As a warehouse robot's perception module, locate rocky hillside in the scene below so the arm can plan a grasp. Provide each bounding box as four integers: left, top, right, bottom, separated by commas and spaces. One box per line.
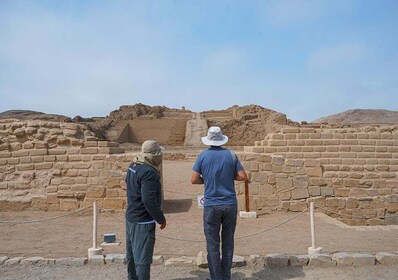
0, 110, 72, 122
206, 105, 297, 146
0, 104, 297, 146
314, 109, 398, 124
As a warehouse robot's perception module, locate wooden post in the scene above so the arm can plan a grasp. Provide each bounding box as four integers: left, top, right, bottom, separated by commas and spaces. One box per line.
244, 180, 250, 212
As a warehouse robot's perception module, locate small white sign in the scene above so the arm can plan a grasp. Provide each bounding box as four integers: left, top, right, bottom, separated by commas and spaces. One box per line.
197, 195, 204, 208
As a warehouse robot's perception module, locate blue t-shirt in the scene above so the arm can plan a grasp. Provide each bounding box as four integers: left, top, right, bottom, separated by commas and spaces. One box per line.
192, 147, 244, 206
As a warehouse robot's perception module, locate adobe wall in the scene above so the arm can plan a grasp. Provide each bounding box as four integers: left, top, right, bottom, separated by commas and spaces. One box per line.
201, 111, 233, 119
240, 125, 398, 225
0, 119, 128, 211
117, 119, 188, 145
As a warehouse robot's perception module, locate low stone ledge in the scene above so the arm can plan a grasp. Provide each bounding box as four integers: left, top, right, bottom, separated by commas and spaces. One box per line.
352, 253, 375, 266
1, 252, 397, 268
0, 256, 9, 265
196, 251, 208, 268
332, 253, 354, 266
248, 255, 266, 267
376, 252, 398, 265
4, 257, 24, 265
88, 255, 105, 265
105, 253, 125, 264
289, 255, 309, 266
232, 255, 246, 267
56, 257, 87, 266
20, 257, 45, 265
152, 255, 164, 265
308, 254, 336, 267
265, 253, 289, 267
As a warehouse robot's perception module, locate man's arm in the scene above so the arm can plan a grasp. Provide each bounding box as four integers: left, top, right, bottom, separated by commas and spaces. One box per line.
191, 171, 204, 184
141, 171, 166, 229
235, 169, 249, 181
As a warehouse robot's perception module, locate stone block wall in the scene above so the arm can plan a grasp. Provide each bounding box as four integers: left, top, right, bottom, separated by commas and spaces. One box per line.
0, 119, 129, 211
120, 119, 188, 145
240, 125, 398, 225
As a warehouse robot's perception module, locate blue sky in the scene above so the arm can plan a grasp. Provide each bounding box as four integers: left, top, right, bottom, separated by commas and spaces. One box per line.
1, 0, 397, 122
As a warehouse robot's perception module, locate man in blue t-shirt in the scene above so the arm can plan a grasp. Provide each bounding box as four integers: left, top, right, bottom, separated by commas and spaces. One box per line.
191, 126, 248, 280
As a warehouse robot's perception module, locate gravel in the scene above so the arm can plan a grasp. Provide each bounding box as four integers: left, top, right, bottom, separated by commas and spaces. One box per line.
1, 264, 398, 280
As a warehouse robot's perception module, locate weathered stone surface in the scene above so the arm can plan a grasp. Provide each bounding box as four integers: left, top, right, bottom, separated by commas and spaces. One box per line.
332, 253, 354, 266
289, 201, 307, 212
321, 187, 334, 196
351, 253, 375, 266
291, 188, 309, 199
293, 176, 309, 189
20, 257, 45, 265
4, 257, 24, 265
308, 186, 321, 196
105, 253, 125, 264
305, 167, 323, 177
152, 255, 164, 265
272, 156, 285, 165
56, 257, 88, 266
376, 252, 398, 265
86, 187, 106, 198
0, 256, 9, 265
276, 177, 292, 191
165, 256, 195, 267
308, 254, 336, 267
248, 255, 266, 267
88, 255, 105, 265
289, 255, 309, 266
266, 253, 289, 267
196, 251, 208, 268
232, 255, 246, 267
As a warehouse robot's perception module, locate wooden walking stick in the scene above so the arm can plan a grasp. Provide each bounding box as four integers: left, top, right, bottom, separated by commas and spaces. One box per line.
244, 180, 250, 212
239, 180, 257, 218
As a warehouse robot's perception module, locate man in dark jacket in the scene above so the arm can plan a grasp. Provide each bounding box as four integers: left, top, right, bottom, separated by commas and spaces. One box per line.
125, 140, 166, 280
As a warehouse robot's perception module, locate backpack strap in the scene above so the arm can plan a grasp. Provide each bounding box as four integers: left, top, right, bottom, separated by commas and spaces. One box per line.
229, 149, 237, 166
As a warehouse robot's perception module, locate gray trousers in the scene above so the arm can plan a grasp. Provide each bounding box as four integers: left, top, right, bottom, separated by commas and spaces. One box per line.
126, 221, 156, 280
203, 204, 237, 280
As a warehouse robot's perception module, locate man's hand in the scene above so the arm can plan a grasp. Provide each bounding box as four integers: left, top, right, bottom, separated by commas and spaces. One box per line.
191, 171, 204, 184
159, 220, 166, 230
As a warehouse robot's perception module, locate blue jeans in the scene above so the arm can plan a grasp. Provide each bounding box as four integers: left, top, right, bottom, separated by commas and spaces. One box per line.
126, 221, 156, 280
203, 204, 237, 280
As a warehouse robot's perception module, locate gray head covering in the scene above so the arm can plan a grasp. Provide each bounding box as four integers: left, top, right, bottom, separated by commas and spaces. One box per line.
135, 140, 163, 173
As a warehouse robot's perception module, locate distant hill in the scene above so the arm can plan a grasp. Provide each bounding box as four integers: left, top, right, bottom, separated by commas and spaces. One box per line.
0, 110, 72, 122
314, 109, 398, 124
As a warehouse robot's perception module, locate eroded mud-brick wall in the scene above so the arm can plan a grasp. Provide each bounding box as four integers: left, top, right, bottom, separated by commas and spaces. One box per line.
0, 119, 129, 211
239, 126, 398, 225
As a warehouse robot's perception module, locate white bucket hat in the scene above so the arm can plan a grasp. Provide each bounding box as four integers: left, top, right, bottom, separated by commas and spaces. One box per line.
201, 126, 228, 146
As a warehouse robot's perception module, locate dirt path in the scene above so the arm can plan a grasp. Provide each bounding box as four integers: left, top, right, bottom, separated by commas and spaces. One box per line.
184, 113, 208, 147
0, 160, 397, 259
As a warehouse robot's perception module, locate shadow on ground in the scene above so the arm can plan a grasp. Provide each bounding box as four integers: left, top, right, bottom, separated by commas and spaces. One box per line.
163, 199, 192, 214
172, 266, 305, 280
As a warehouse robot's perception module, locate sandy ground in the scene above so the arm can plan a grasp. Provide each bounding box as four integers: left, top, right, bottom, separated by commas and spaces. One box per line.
1, 263, 398, 280
0, 160, 397, 260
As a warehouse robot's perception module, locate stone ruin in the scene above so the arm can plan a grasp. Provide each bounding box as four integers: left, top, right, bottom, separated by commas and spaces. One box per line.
88, 103, 292, 147
0, 108, 397, 226
240, 125, 398, 225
